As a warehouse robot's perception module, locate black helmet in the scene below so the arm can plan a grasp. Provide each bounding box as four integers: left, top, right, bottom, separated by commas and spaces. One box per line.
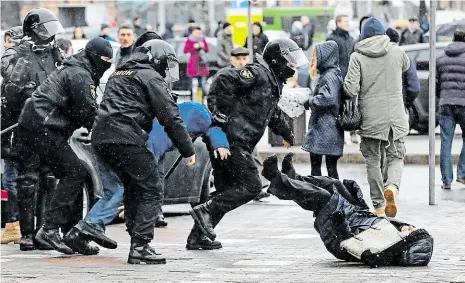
23, 8, 64, 44
142, 39, 180, 83
263, 37, 308, 81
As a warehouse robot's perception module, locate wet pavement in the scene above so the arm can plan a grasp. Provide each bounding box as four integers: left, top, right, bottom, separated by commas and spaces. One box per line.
1, 164, 465, 283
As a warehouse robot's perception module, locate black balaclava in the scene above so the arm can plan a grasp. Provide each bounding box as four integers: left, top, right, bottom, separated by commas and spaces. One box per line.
270, 58, 295, 83
85, 37, 113, 80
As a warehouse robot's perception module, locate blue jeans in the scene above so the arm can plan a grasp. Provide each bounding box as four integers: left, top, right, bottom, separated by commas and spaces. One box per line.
78, 156, 165, 231
439, 105, 465, 185
2, 159, 18, 195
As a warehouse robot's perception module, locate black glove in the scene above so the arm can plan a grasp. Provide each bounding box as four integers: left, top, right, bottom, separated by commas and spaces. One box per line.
213, 112, 228, 127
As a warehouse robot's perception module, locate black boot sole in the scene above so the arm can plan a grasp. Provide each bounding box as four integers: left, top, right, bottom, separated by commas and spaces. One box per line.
63, 237, 99, 256
20, 244, 35, 251
35, 231, 75, 255
127, 257, 167, 264
189, 209, 216, 241
155, 221, 168, 228
80, 229, 117, 250
185, 243, 222, 250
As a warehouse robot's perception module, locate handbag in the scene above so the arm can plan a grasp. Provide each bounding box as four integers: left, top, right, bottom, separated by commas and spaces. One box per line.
337, 96, 361, 131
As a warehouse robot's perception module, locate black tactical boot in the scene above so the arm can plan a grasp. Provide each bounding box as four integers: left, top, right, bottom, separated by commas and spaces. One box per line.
189, 204, 216, 241
261, 154, 279, 181
35, 227, 74, 255
18, 184, 36, 251
78, 221, 117, 249
155, 215, 168, 228
281, 152, 297, 179
20, 234, 35, 251
186, 225, 222, 250
64, 227, 99, 255
128, 239, 166, 265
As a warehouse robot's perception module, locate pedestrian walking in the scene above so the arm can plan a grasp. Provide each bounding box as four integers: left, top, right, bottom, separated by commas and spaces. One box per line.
184, 27, 210, 95
72, 26, 86, 40
243, 22, 269, 55
436, 30, 465, 189
92, 39, 195, 264
99, 24, 115, 42
192, 38, 305, 246
114, 23, 135, 67
344, 17, 410, 217
133, 16, 144, 37
400, 18, 425, 46
290, 21, 307, 49
326, 14, 354, 79
302, 41, 344, 179
301, 16, 314, 51
217, 22, 234, 68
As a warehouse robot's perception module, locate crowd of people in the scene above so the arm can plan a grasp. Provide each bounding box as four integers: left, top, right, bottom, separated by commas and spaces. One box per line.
3, 6, 465, 268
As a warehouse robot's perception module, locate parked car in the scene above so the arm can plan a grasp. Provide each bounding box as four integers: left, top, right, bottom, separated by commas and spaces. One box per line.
402, 42, 450, 134
166, 37, 220, 96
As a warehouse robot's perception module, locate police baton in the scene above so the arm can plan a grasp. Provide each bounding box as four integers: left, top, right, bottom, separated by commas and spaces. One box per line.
164, 137, 197, 179
0, 123, 18, 135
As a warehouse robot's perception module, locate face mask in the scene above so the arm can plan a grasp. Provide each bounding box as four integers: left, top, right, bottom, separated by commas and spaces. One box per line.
279, 65, 296, 81
86, 51, 112, 80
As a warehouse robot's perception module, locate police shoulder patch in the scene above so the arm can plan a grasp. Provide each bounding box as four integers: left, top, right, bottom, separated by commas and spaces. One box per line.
239, 69, 254, 79
110, 69, 135, 78
90, 85, 97, 99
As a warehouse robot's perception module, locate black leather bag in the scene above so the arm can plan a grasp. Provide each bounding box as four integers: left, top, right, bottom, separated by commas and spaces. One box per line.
337, 97, 361, 132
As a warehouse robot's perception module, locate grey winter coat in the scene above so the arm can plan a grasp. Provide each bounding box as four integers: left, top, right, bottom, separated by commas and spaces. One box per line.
217, 32, 234, 68
344, 35, 410, 141
436, 41, 465, 107
302, 41, 344, 157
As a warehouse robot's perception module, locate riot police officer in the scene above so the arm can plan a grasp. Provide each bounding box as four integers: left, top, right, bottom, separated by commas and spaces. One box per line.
91, 39, 195, 264
16, 37, 114, 255
190, 38, 308, 246
2, 8, 65, 251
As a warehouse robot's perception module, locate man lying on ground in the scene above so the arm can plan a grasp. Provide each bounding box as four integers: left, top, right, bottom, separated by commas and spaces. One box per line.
261, 153, 434, 267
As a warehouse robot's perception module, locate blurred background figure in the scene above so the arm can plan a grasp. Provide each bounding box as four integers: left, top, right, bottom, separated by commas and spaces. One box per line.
400, 18, 425, 45
163, 22, 175, 40
145, 24, 153, 32
182, 19, 197, 37
214, 20, 224, 38
217, 22, 234, 68
133, 16, 144, 37
230, 47, 249, 68
114, 23, 135, 67
184, 27, 209, 96
301, 16, 314, 51
72, 26, 86, 40
244, 22, 268, 55
99, 23, 115, 42
290, 21, 307, 49
326, 14, 354, 79
56, 38, 73, 58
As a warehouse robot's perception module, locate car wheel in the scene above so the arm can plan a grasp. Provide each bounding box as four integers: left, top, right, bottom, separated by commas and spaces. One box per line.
191, 161, 214, 208
82, 177, 97, 218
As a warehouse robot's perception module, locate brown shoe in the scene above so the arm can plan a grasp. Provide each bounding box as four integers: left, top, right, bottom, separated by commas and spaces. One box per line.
0, 221, 21, 244
373, 207, 386, 217
384, 186, 398, 217
457, 178, 465, 185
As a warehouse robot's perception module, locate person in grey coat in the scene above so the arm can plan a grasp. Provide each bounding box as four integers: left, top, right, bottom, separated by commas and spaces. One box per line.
217, 22, 234, 68
344, 17, 410, 218
302, 41, 344, 179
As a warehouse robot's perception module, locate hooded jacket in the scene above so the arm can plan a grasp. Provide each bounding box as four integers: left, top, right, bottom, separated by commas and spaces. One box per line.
344, 35, 410, 141
326, 27, 354, 78
207, 55, 293, 152
18, 51, 98, 137
302, 41, 344, 157
92, 51, 195, 158
147, 102, 229, 160
436, 41, 465, 107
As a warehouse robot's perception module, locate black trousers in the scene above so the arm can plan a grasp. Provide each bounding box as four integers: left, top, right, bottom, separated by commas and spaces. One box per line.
207, 146, 263, 219
15, 127, 88, 230
310, 153, 340, 179
94, 143, 163, 242
268, 172, 356, 214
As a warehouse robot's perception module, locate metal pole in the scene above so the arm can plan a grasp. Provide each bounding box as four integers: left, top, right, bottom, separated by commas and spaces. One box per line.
428, 0, 437, 206
247, 0, 253, 63
0, 123, 18, 135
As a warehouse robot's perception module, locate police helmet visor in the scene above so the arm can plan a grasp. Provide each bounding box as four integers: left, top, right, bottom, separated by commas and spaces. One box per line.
33, 21, 64, 40
280, 44, 309, 68
165, 55, 180, 83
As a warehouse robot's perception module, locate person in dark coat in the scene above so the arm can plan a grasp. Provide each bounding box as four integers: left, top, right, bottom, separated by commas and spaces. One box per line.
214, 21, 223, 38
16, 37, 113, 255
400, 18, 425, 46
326, 15, 354, 79
192, 38, 305, 246
92, 39, 195, 264
114, 24, 135, 67
162, 22, 175, 40
302, 41, 344, 179
261, 154, 434, 268
217, 22, 234, 68
436, 30, 465, 189
243, 22, 269, 55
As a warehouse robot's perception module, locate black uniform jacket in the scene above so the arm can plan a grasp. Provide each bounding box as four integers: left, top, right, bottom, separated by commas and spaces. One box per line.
207, 55, 293, 152
18, 51, 98, 138
92, 51, 195, 158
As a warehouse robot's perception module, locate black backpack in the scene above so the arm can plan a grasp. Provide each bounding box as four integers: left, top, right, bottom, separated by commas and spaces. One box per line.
337, 96, 361, 131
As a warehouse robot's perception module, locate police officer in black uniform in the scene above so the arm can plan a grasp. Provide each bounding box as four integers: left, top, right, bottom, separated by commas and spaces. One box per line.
92, 39, 195, 264
190, 38, 308, 246
2, 8, 65, 251
16, 37, 114, 255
